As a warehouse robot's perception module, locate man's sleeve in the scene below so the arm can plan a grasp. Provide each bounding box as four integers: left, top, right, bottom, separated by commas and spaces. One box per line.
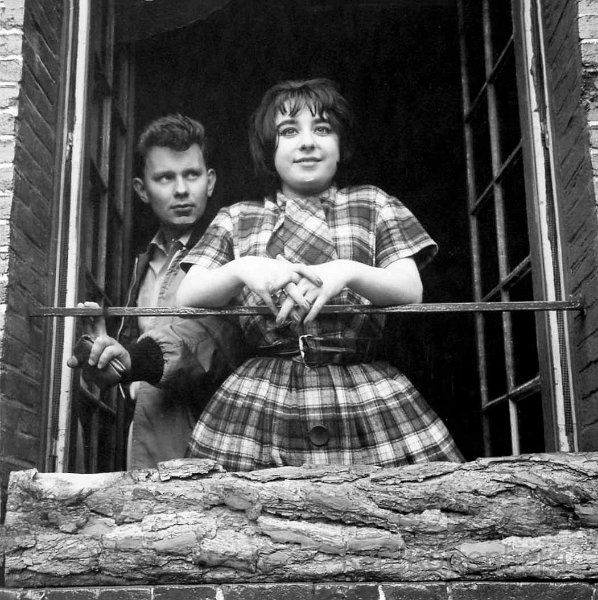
127, 316, 246, 391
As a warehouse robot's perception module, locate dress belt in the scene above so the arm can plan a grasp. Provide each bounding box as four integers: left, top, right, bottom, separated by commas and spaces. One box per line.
255, 335, 377, 367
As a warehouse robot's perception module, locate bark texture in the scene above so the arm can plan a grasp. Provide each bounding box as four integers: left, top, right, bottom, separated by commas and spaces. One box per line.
3, 453, 598, 587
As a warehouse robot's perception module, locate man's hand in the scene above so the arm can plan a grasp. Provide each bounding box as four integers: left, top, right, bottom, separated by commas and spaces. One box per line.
67, 301, 131, 388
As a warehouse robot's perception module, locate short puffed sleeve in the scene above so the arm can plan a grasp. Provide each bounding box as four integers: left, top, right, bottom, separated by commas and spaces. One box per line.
181, 207, 235, 272
375, 194, 438, 270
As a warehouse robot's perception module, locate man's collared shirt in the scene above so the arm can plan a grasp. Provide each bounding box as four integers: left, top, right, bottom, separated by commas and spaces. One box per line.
136, 229, 191, 334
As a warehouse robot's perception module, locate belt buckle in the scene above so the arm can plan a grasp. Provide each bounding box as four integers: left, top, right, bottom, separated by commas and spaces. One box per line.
298, 334, 317, 367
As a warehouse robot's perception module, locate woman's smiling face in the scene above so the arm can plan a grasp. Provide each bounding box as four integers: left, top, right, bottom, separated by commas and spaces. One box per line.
274, 104, 340, 199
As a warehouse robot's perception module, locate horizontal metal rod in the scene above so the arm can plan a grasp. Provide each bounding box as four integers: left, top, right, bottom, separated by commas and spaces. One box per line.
29, 300, 584, 318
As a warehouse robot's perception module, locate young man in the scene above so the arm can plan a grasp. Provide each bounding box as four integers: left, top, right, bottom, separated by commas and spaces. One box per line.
69, 114, 242, 469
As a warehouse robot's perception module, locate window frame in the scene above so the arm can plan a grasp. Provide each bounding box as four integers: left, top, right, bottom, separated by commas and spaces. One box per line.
44, 0, 135, 473
457, 0, 578, 455
42, 0, 581, 472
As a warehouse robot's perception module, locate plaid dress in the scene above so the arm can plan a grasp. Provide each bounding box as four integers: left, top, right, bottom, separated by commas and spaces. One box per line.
183, 185, 463, 471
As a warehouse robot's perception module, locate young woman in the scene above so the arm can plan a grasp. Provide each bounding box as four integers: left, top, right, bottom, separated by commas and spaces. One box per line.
177, 78, 463, 471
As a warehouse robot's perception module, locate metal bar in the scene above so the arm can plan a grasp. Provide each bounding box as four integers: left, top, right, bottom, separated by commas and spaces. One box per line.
482, 375, 541, 412
29, 300, 584, 318
457, 0, 492, 456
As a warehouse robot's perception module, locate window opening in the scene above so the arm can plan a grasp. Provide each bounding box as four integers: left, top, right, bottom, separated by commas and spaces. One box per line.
47, 0, 134, 472
457, 0, 577, 455
69, 0, 134, 473
39, 0, 582, 471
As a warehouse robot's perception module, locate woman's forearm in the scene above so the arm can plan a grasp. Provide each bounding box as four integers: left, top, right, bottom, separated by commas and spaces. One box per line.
344, 259, 423, 305
176, 263, 245, 307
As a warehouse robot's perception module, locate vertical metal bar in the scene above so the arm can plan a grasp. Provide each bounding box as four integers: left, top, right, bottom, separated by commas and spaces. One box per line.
97, 0, 115, 291
457, 0, 491, 456
482, 0, 520, 455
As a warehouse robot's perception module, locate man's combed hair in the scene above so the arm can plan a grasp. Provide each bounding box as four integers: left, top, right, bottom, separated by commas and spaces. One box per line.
136, 113, 212, 174
249, 78, 356, 194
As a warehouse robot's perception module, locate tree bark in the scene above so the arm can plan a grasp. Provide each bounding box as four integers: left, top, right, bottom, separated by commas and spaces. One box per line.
3, 452, 598, 587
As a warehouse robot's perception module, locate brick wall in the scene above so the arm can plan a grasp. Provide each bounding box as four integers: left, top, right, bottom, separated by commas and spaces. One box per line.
1, 582, 598, 600
540, 0, 598, 449
0, 0, 63, 492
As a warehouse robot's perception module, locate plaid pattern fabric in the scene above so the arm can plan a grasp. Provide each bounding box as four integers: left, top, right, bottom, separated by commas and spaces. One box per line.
184, 185, 462, 470
188, 358, 462, 470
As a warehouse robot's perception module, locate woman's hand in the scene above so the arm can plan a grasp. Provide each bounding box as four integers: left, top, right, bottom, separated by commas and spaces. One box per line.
177, 257, 322, 315
275, 256, 424, 324
238, 256, 322, 316
276, 259, 353, 325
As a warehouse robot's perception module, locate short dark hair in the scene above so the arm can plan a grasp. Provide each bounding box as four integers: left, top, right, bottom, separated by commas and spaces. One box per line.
135, 114, 212, 175
248, 78, 355, 194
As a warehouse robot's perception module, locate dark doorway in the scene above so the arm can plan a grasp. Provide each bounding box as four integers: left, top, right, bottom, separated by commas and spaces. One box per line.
132, 0, 481, 458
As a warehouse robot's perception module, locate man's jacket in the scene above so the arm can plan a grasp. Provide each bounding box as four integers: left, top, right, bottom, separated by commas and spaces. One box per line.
118, 223, 244, 469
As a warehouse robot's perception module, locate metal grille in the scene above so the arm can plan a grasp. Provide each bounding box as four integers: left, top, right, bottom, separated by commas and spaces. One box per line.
457, 0, 577, 455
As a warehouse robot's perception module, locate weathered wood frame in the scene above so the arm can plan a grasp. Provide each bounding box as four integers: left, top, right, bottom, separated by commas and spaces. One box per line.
3, 453, 598, 587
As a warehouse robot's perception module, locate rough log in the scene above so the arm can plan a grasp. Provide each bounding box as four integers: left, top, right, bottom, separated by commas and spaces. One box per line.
3, 452, 598, 587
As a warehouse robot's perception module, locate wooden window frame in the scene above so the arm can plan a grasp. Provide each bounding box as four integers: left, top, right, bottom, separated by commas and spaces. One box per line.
43, 0, 135, 473
457, 0, 578, 456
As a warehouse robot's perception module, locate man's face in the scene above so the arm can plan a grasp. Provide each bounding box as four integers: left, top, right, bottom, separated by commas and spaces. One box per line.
133, 144, 216, 236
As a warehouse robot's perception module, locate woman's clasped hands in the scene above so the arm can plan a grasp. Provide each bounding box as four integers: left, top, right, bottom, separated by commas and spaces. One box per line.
253, 255, 353, 326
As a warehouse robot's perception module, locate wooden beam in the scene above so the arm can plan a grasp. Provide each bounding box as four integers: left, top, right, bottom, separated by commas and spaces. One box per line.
3, 453, 598, 587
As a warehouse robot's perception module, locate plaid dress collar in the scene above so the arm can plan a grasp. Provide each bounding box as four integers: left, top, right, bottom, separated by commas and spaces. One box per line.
266, 186, 338, 264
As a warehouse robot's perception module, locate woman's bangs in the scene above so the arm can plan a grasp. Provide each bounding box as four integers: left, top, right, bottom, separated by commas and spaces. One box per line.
276, 89, 333, 120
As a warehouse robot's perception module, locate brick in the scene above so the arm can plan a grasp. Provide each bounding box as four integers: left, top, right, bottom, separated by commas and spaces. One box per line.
0, 86, 19, 111
23, 23, 59, 80
98, 588, 151, 600
20, 35, 56, 102
543, 0, 574, 34
0, 427, 39, 464
12, 199, 50, 250
313, 583, 379, 600
581, 15, 598, 39
0, 164, 15, 193
0, 0, 25, 29
0, 591, 23, 600
0, 221, 10, 247
6, 308, 44, 347
6, 254, 47, 304
20, 65, 55, 120
451, 582, 595, 600
0, 32, 23, 56
0, 58, 23, 83
42, 590, 98, 600
0, 110, 17, 137
20, 91, 56, 149
14, 171, 51, 223
1, 336, 41, 378
580, 0, 598, 15
0, 138, 15, 164
580, 420, 598, 449
224, 583, 314, 600
154, 585, 219, 600
1, 402, 39, 440
26, 0, 61, 50
0, 365, 42, 409
382, 583, 449, 600
15, 117, 53, 179
14, 145, 53, 200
